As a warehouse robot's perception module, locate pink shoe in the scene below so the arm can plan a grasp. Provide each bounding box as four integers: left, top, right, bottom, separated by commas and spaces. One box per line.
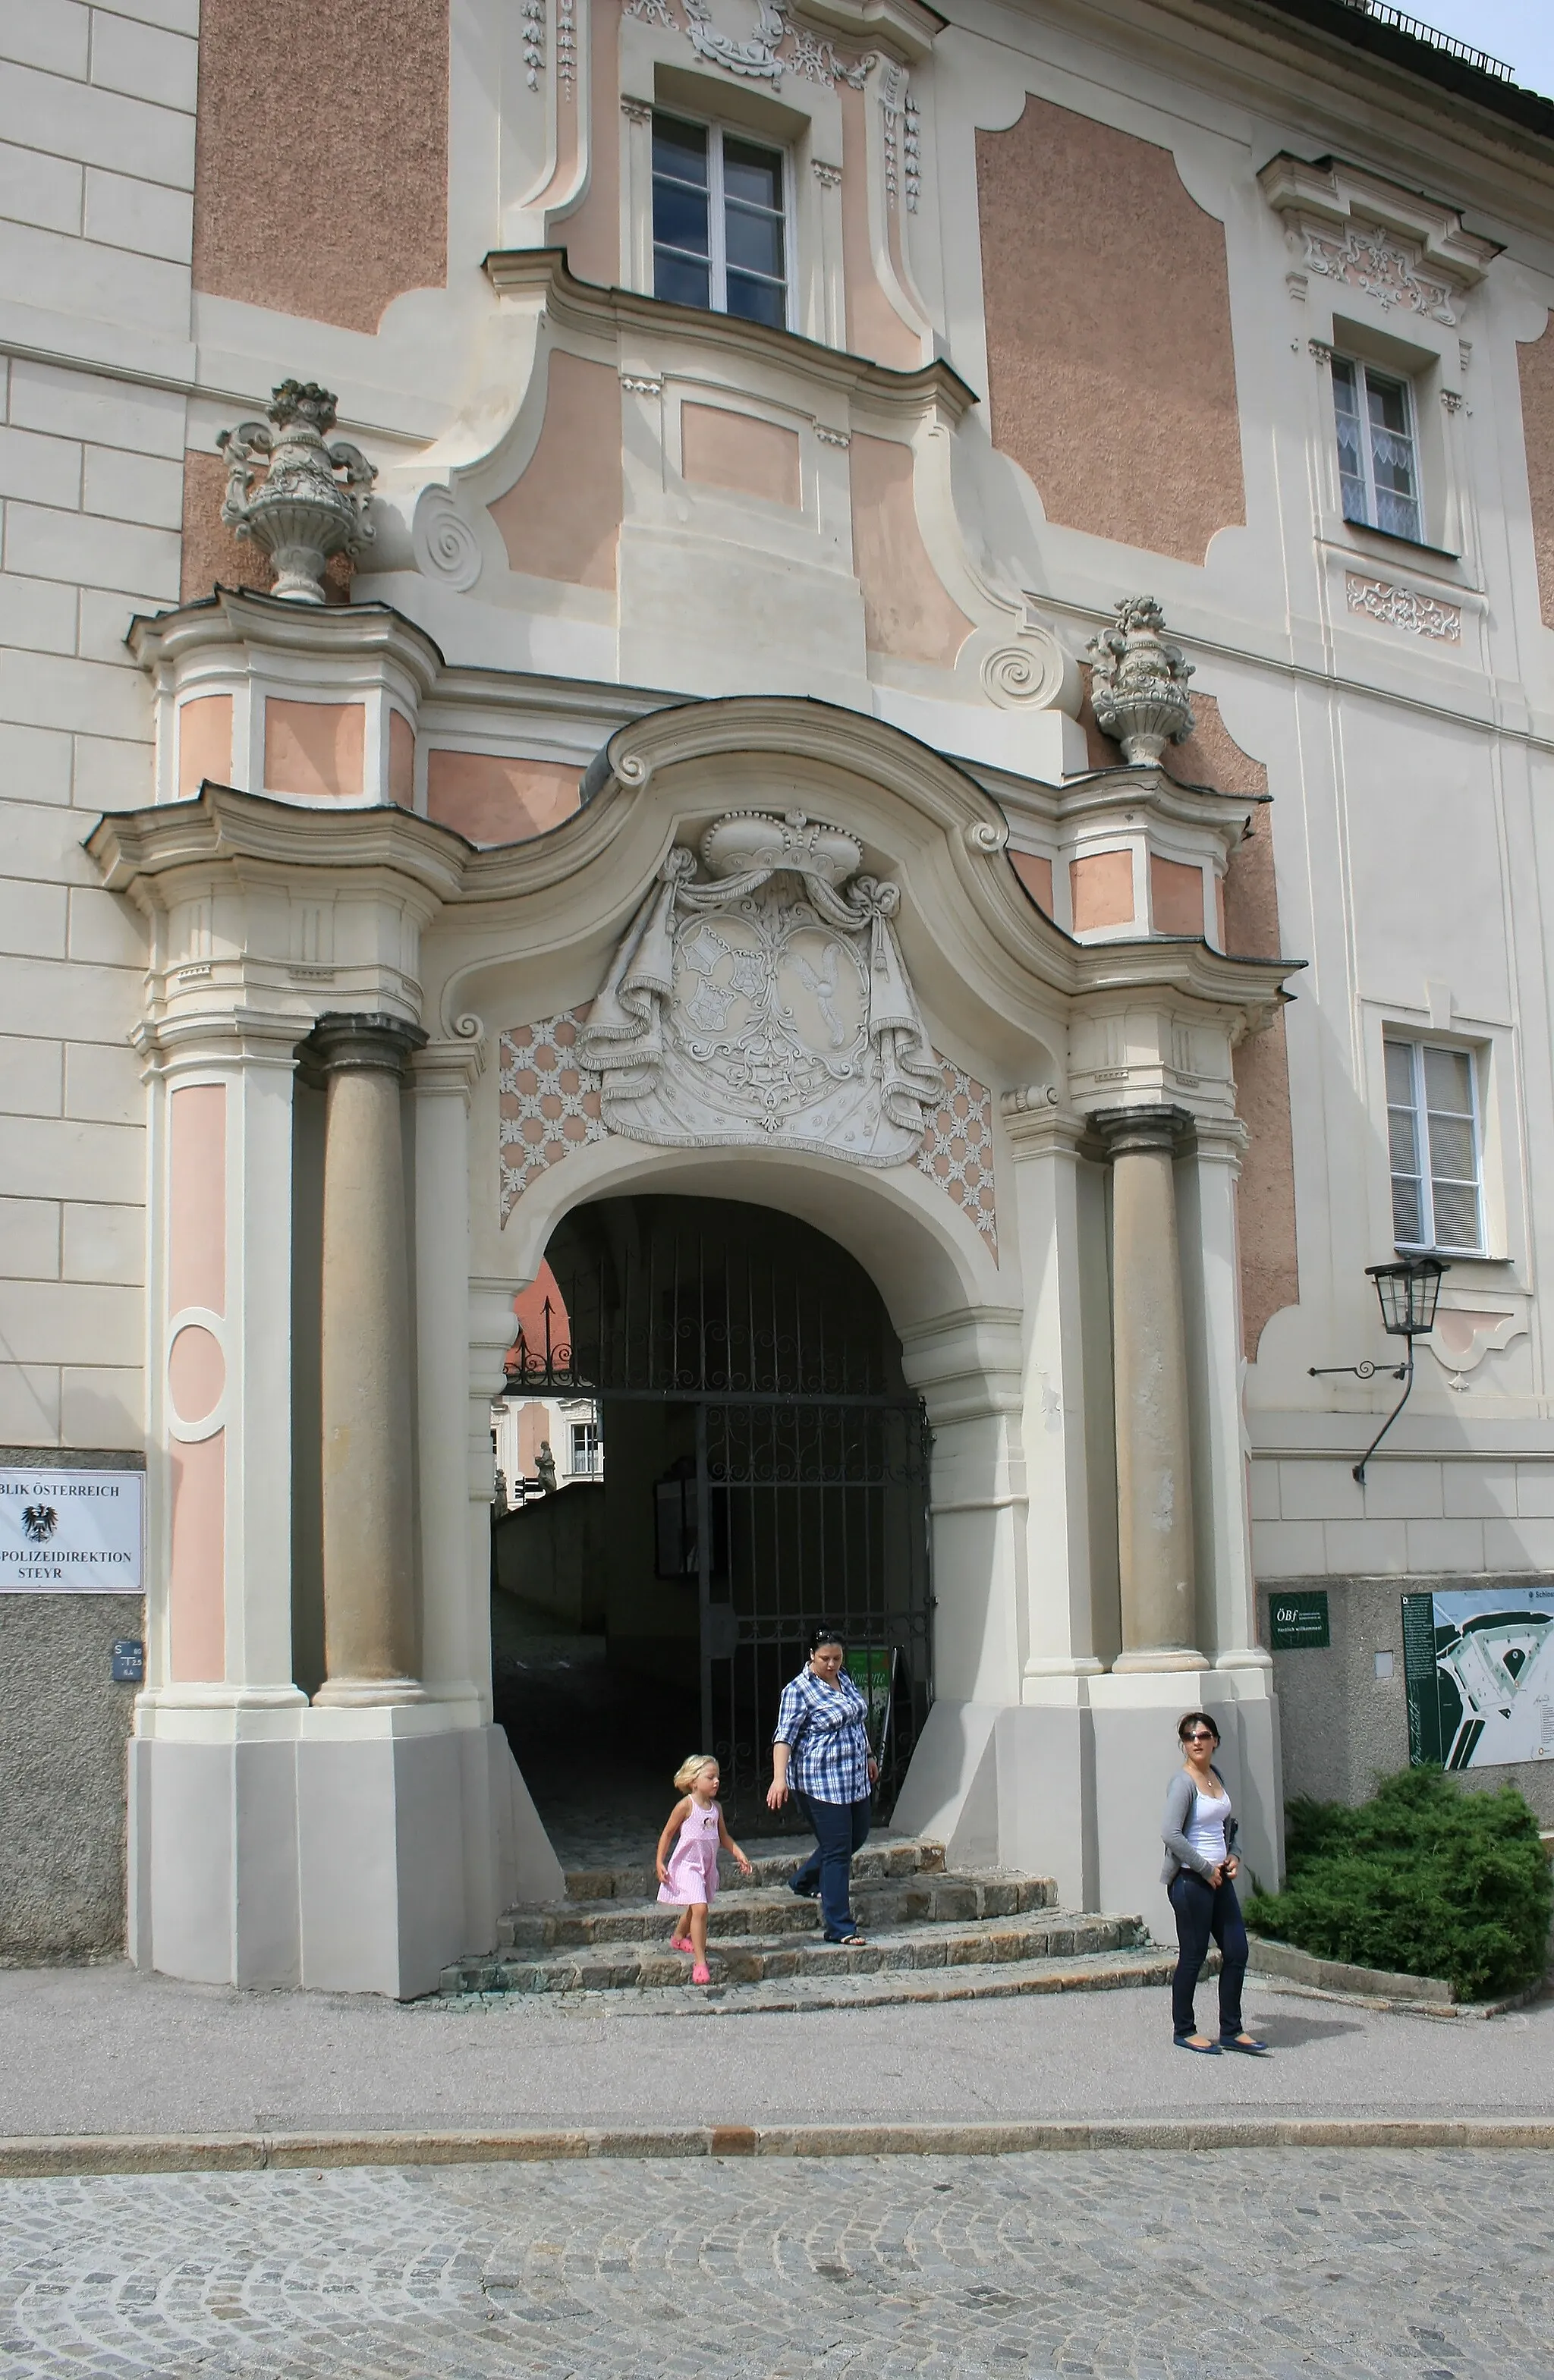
670, 1935, 693, 1954
692, 1962, 711, 1985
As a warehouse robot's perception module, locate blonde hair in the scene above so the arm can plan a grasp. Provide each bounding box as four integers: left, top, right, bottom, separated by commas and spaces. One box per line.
674, 1753, 719, 1791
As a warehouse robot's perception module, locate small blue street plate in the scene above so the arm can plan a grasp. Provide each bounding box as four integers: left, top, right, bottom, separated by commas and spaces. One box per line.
111, 1638, 144, 1683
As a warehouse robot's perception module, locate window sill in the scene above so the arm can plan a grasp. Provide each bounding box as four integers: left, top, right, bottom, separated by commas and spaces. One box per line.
1340, 517, 1460, 567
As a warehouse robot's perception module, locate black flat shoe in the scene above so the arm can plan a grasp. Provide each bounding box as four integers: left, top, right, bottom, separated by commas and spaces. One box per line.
1220, 2033, 1269, 2055
1173, 2035, 1222, 2055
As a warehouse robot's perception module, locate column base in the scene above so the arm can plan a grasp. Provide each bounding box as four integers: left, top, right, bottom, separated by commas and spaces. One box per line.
127, 1721, 563, 1994
1110, 1649, 1207, 1673
312, 1676, 428, 1708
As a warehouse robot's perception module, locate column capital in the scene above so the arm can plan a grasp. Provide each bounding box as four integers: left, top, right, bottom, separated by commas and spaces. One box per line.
310, 1012, 428, 1078
411, 1032, 486, 1101
1000, 1086, 1085, 1159
1090, 1103, 1193, 1159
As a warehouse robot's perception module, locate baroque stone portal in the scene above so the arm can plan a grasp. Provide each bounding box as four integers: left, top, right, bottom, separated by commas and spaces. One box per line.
578, 810, 942, 1164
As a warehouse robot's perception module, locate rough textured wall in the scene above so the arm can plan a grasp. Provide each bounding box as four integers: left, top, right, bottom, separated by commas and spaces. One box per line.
0, 1592, 140, 1961
1517, 319, 1554, 630
192, 0, 448, 333
1260, 1576, 1554, 1822
976, 97, 1244, 563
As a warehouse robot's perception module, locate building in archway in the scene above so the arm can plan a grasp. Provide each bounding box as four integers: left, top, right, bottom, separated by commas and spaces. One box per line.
4, 0, 1554, 1991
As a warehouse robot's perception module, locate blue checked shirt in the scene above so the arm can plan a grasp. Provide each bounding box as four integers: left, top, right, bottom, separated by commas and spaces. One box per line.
773, 1665, 873, 1804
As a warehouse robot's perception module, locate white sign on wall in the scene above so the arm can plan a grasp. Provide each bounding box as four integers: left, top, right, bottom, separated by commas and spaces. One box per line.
0, 1468, 144, 1594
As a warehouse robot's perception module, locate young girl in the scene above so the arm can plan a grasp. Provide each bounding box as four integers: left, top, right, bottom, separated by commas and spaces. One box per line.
656, 1755, 752, 1985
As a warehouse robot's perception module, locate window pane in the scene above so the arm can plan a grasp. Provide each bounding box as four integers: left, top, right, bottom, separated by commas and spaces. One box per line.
653, 179, 709, 257
1374, 486, 1422, 540
1427, 1114, 1476, 1184
1384, 1040, 1415, 1105
1423, 1045, 1473, 1115
1431, 1181, 1480, 1250
725, 200, 784, 281
654, 248, 711, 309
722, 137, 782, 209
1332, 356, 1360, 410
653, 115, 708, 184
1366, 372, 1411, 437
725, 270, 785, 329
1388, 1105, 1420, 1177
1391, 1172, 1424, 1246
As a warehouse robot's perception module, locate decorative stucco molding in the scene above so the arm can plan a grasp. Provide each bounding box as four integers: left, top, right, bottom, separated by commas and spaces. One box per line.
521, 0, 545, 88
916, 1061, 996, 1251
1258, 154, 1502, 330
659, 0, 876, 90
499, 1001, 996, 1248
499, 1013, 607, 1218
577, 809, 942, 1164
1345, 574, 1462, 643
411, 485, 483, 590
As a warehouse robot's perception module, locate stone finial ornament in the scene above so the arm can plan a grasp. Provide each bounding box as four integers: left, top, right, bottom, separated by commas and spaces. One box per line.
216, 381, 376, 603
1085, 596, 1196, 766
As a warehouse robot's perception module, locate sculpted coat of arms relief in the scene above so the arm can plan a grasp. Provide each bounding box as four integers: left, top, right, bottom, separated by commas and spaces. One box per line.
577, 810, 944, 1165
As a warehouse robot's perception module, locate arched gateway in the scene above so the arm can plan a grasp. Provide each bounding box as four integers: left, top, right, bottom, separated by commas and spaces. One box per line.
94, 681, 1295, 1996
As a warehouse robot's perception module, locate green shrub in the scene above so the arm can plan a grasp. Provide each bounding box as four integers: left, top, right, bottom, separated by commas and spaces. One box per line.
1244, 1765, 1551, 2001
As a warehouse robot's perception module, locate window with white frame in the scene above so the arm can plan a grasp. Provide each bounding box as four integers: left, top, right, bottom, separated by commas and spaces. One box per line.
569, 1419, 601, 1476
1385, 1038, 1483, 1255
1332, 356, 1423, 542
651, 112, 790, 331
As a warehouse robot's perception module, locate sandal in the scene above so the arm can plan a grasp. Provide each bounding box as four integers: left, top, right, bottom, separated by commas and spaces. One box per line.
669, 1935, 693, 1954
826, 1932, 867, 1946
691, 1962, 711, 1985
1173, 2035, 1222, 2055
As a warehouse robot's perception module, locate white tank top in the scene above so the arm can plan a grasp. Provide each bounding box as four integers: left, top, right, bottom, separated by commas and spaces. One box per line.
1185, 1784, 1231, 1869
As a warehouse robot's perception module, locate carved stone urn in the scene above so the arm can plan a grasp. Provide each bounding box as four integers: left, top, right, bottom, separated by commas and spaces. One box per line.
1085, 595, 1195, 765
217, 381, 376, 603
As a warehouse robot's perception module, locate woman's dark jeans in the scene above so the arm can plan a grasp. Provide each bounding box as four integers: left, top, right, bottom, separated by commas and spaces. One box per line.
1168, 1869, 1248, 2038
791, 1791, 872, 1939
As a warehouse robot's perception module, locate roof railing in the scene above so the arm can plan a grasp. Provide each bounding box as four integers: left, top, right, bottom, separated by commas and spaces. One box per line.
1329, 0, 1513, 82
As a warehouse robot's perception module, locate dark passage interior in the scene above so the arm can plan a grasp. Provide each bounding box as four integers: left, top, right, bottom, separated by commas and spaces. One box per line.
491, 1194, 933, 1866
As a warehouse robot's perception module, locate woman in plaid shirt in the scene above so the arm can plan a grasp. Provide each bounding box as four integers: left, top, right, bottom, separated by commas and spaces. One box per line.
767, 1625, 878, 1945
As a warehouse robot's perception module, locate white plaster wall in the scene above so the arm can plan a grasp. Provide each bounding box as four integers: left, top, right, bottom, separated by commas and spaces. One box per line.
0, 0, 197, 1451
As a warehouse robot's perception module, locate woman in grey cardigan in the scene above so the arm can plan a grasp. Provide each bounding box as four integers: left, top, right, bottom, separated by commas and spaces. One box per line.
1161, 1712, 1266, 2055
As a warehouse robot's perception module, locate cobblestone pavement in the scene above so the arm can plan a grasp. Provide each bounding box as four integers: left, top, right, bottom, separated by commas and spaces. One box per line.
1, 2150, 1550, 2378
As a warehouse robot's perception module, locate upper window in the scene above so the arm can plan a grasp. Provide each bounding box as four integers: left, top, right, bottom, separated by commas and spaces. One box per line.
1332, 356, 1423, 542
1385, 1038, 1483, 1256
652, 112, 789, 332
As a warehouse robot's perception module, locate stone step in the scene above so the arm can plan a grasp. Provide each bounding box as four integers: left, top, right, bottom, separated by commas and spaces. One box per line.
442, 1911, 1147, 1997
498, 1871, 1057, 1953
558, 1835, 945, 1904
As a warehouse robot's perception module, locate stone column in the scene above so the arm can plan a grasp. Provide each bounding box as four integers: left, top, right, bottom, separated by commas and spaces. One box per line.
313, 1013, 427, 1705
1094, 1107, 1205, 1671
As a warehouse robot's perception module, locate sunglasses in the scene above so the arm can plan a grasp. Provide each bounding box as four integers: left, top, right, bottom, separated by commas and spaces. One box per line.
1183, 1731, 1216, 1743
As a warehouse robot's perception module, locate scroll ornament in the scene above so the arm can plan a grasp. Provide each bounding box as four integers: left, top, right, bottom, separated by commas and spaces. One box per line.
578, 810, 943, 1165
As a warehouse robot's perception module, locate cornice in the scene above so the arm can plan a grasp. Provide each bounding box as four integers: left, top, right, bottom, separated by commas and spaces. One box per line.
799, 0, 946, 60
87, 785, 471, 907
1257, 152, 1505, 285
127, 587, 445, 697
480, 250, 980, 425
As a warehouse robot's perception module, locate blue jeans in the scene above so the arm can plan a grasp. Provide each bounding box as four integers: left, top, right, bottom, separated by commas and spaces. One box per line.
790, 1791, 872, 1939
1169, 1869, 1248, 2039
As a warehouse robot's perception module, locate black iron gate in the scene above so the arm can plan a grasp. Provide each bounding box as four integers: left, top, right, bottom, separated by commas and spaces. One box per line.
511, 1197, 934, 1829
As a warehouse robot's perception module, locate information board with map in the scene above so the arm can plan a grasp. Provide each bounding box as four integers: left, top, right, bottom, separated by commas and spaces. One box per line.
1402, 1586, 1554, 1769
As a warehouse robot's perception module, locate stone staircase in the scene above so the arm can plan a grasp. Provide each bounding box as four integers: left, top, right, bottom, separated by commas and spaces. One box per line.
439, 1836, 1172, 2012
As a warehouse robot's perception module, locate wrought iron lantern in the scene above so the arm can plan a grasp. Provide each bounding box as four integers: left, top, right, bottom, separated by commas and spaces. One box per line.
1310, 1256, 1449, 1485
